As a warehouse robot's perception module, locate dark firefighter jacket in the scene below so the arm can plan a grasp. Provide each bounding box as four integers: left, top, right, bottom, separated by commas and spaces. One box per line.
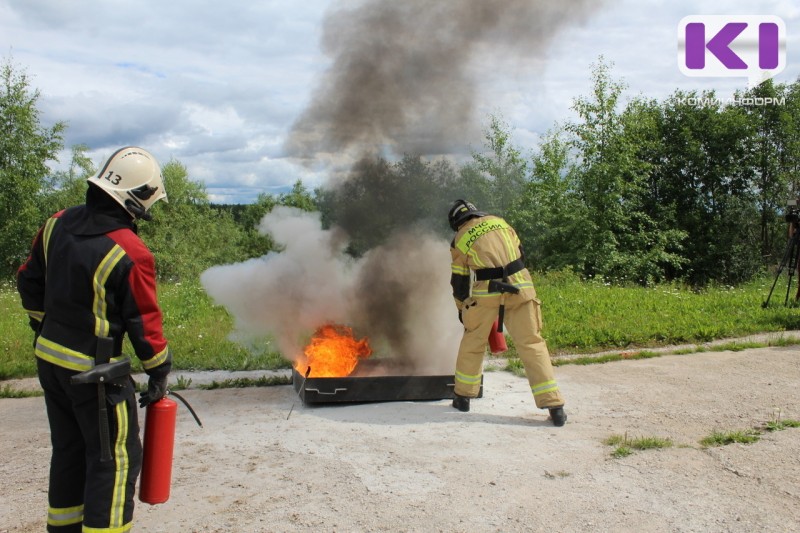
17, 186, 171, 378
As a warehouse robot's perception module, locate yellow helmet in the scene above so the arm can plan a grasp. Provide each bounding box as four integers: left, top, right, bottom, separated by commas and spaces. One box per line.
87, 146, 168, 220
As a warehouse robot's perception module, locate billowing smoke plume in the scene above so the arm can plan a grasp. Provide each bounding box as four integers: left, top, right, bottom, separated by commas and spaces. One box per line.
201, 208, 355, 359
286, 0, 604, 164
201, 207, 462, 373
202, 0, 607, 373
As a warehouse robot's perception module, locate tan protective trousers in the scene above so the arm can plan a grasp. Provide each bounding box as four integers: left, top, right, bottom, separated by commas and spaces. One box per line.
454, 294, 564, 408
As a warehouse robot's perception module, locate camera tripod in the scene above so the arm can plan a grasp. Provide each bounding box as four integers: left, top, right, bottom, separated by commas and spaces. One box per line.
762, 223, 800, 308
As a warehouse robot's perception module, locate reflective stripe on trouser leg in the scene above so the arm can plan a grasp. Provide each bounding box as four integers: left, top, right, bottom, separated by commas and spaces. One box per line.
454, 301, 497, 397
503, 297, 564, 408
83, 393, 141, 533
38, 359, 87, 533
47, 505, 84, 529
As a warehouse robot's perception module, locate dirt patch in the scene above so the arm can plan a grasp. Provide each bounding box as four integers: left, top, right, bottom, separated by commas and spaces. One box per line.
1, 345, 799, 532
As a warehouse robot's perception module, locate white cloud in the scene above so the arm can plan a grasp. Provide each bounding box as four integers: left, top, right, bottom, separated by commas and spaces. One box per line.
2, 0, 798, 203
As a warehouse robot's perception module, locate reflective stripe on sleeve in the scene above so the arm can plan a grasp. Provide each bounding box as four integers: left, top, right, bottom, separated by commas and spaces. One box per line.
451, 264, 469, 276
141, 347, 170, 371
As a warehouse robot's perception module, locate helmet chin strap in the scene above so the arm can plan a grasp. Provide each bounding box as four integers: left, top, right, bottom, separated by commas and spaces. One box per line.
125, 200, 153, 221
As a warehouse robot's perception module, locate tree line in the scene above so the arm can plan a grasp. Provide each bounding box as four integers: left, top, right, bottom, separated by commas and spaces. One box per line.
2, 57, 799, 285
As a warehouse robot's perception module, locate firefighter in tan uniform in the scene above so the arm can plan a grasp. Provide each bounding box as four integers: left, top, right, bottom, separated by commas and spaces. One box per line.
448, 200, 566, 426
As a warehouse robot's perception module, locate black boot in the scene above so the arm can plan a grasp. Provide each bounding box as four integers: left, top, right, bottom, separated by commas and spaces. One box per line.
549, 406, 567, 427
452, 394, 470, 412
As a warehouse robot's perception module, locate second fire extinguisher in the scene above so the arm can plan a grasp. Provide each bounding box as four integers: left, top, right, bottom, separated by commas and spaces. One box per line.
488, 318, 507, 354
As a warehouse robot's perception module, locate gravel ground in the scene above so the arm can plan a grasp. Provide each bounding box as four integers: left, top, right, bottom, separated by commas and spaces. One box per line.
1, 338, 799, 532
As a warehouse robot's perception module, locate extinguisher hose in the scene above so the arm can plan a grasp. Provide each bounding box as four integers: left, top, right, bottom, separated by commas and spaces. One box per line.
167, 390, 203, 427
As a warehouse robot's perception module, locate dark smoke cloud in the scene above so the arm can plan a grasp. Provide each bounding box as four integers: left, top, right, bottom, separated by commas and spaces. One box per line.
316, 154, 458, 255
351, 231, 458, 373
285, 0, 604, 164
203, 0, 609, 374
201, 207, 462, 374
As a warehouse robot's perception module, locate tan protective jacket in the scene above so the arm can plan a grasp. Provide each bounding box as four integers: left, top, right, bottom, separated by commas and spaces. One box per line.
449, 215, 536, 311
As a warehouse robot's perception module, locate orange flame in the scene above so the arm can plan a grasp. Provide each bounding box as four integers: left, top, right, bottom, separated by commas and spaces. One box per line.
296, 324, 372, 377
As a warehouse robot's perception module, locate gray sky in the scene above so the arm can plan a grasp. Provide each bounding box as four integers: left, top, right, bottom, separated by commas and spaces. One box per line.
2, 0, 798, 203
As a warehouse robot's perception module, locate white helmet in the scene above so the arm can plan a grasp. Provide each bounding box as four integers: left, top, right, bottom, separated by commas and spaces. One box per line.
87, 146, 168, 220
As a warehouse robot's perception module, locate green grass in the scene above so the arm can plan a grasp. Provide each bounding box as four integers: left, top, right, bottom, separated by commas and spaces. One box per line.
196, 375, 292, 390
3, 272, 800, 380
604, 433, 673, 457
505, 339, 799, 376
764, 419, 800, 431
543, 470, 571, 479
1, 278, 290, 380
0, 280, 39, 379
606, 422, 800, 456
606, 417, 799, 457
701, 411, 800, 447
610, 446, 633, 458
154, 281, 290, 373
700, 429, 762, 447
762, 409, 800, 432
501, 271, 800, 374
536, 272, 800, 354
0, 384, 42, 398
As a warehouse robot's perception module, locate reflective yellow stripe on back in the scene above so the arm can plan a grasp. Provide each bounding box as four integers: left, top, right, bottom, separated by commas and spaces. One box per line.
35, 337, 126, 372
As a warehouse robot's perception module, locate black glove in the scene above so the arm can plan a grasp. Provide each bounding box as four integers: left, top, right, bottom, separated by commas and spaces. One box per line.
139, 375, 168, 408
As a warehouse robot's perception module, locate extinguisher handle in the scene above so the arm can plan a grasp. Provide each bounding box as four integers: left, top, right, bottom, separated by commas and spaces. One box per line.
167, 390, 203, 427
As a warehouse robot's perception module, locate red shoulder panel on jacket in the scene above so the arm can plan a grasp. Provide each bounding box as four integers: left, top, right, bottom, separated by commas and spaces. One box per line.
106, 228, 152, 262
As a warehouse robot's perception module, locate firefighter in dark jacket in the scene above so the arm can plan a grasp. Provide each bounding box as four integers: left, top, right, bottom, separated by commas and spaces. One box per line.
17, 146, 172, 532
448, 199, 567, 426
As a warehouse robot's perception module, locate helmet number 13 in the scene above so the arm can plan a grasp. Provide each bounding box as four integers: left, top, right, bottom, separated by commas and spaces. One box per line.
103, 171, 122, 185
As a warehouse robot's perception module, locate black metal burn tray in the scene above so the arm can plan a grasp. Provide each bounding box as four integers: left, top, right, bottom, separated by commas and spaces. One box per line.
292, 359, 483, 405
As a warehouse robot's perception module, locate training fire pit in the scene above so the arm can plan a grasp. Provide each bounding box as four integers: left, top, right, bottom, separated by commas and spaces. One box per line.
292, 359, 483, 405
291, 323, 482, 405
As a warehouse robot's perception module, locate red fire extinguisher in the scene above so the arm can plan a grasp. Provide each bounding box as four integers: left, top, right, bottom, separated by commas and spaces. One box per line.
139, 397, 176, 504
139, 392, 202, 505
488, 318, 508, 354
